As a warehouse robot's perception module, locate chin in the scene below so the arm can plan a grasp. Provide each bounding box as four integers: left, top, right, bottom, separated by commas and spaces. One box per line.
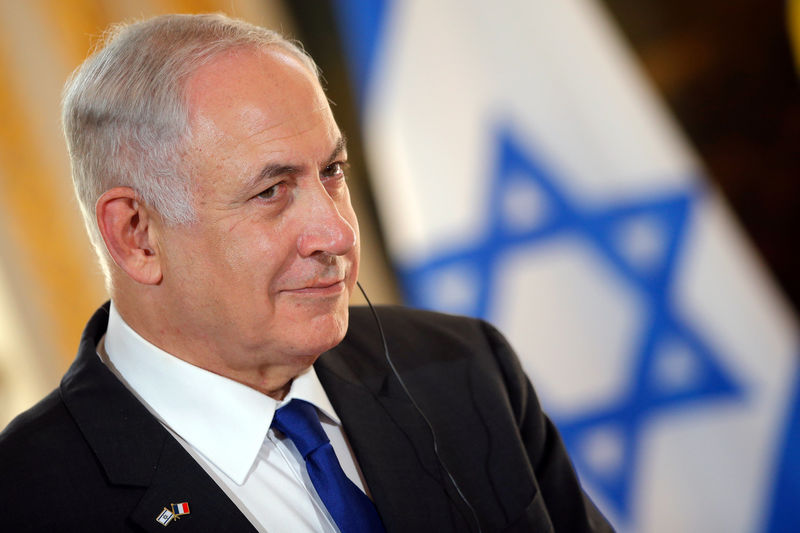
293, 306, 350, 355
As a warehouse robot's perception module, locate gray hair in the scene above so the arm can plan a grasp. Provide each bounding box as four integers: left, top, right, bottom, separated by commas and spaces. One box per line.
62, 13, 320, 277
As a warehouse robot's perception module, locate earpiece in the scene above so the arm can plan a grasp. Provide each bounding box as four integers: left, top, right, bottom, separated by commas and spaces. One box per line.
356, 281, 483, 533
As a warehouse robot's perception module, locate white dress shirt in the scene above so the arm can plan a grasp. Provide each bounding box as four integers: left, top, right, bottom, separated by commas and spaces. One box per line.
101, 302, 368, 533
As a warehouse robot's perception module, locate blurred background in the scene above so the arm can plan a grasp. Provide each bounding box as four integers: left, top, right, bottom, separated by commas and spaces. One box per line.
0, 0, 797, 531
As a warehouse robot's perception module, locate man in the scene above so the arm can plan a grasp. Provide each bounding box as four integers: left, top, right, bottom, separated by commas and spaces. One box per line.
0, 14, 611, 533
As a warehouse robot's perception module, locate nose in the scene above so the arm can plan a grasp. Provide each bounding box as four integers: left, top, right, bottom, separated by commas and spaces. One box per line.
296, 183, 357, 258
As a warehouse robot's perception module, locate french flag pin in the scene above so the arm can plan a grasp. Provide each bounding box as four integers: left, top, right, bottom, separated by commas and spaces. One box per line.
156, 501, 190, 526
170, 502, 190, 517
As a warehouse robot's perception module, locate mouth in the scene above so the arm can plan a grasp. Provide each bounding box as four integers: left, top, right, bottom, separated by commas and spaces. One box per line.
282, 279, 346, 296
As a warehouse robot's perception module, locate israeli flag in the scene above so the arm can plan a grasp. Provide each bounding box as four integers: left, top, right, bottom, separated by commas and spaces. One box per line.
333, 0, 800, 531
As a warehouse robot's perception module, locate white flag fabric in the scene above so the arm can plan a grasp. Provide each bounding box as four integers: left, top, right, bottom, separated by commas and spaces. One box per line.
333, 0, 800, 531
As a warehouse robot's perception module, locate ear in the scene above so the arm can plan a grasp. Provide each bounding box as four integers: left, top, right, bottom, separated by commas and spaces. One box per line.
96, 187, 163, 285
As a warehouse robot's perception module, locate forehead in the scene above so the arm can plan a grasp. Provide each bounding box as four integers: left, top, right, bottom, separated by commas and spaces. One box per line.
184, 46, 335, 160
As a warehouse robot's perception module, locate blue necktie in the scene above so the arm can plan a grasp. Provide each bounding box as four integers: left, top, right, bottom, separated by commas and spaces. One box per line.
272, 399, 386, 533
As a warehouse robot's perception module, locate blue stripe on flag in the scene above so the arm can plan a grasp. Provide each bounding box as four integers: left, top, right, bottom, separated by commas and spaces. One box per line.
331, 0, 390, 106
766, 353, 800, 533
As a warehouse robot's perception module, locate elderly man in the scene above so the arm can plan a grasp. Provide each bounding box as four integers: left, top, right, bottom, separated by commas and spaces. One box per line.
0, 14, 611, 533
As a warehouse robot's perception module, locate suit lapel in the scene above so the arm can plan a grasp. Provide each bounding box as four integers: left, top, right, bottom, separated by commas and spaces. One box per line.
127, 437, 255, 532
61, 305, 256, 532
316, 330, 474, 532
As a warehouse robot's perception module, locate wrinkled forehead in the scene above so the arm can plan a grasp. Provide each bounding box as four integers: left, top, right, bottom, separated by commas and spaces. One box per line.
184, 45, 331, 144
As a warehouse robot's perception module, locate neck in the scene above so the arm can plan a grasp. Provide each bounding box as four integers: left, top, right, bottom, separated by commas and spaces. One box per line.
110, 291, 317, 400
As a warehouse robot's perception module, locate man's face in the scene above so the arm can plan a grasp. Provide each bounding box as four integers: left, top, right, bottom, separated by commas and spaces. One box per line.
153, 47, 359, 380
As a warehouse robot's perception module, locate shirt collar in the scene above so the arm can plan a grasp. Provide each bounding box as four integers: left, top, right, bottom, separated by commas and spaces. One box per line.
103, 302, 339, 485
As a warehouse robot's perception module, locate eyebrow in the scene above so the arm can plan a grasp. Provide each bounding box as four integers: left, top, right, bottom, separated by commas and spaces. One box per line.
251, 135, 348, 187
324, 135, 348, 166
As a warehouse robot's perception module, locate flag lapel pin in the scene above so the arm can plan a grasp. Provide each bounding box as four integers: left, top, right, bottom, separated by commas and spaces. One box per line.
155, 502, 190, 526
170, 502, 190, 519
156, 507, 174, 526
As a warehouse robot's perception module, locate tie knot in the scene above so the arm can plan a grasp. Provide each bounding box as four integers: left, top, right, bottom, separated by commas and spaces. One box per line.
272, 399, 330, 458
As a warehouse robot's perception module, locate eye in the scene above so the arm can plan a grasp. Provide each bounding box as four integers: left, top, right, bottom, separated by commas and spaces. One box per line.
322, 161, 348, 179
256, 182, 283, 200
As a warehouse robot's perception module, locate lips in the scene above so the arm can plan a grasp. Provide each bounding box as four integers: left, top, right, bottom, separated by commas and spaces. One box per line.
282, 277, 346, 294
305, 278, 344, 289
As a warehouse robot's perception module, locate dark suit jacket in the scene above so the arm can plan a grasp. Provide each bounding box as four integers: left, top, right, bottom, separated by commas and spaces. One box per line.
0, 304, 611, 532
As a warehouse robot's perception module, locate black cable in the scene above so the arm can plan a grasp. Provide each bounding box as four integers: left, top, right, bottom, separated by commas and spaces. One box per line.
356, 282, 483, 533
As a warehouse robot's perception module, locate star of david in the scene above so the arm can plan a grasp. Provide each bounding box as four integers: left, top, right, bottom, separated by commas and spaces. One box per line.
396, 126, 744, 523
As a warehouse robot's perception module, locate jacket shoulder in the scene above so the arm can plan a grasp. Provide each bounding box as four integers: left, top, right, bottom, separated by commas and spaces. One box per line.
0, 379, 144, 530
349, 304, 480, 324
348, 305, 490, 344
0, 388, 71, 455
347, 305, 519, 379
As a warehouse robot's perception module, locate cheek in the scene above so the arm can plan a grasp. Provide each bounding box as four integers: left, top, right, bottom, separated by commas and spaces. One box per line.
220, 221, 297, 287
221, 235, 259, 271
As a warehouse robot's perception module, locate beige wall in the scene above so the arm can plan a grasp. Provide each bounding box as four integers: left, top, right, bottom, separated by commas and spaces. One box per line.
0, 0, 399, 429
